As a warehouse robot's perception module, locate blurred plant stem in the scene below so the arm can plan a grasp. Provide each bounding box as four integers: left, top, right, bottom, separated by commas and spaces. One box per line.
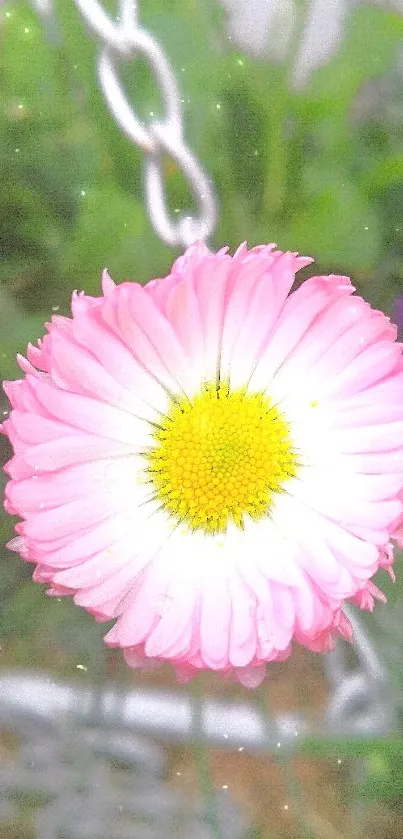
262, 68, 288, 218
191, 678, 224, 839
261, 0, 308, 219
256, 686, 315, 839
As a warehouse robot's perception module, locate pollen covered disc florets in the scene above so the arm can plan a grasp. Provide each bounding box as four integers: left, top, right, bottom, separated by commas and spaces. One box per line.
147, 383, 298, 533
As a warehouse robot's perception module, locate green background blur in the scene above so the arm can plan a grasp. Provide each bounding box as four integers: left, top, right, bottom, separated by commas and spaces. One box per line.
1, 2, 403, 838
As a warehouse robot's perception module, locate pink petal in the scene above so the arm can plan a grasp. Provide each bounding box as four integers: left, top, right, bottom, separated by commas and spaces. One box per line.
2, 244, 402, 688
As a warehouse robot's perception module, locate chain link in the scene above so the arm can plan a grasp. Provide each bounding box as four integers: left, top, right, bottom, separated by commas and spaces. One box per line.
72, 0, 217, 248
324, 605, 397, 734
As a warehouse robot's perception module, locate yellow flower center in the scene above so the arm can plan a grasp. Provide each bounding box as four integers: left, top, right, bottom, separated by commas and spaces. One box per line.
147, 384, 298, 534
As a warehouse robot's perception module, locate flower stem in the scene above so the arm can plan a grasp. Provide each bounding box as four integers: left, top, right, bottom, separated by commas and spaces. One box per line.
191, 679, 224, 839
262, 67, 288, 219
256, 685, 315, 839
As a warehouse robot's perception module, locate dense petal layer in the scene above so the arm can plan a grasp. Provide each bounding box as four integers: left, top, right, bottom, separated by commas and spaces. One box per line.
2, 242, 403, 686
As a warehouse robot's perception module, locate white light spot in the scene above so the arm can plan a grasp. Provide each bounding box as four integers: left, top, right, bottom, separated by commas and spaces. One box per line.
51, 305, 60, 312
364, 226, 369, 231
6, 11, 12, 19
237, 58, 244, 66
238, 746, 244, 752
80, 189, 86, 197
18, 104, 24, 110
149, 111, 154, 117
176, 771, 182, 776
216, 103, 221, 110
337, 758, 342, 765
222, 784, 229, 790
283, 804, 289, 811
15, 148, 20, 153
76, 664, 88, 672
277, 741, 281, 748
24, 27, 30, 34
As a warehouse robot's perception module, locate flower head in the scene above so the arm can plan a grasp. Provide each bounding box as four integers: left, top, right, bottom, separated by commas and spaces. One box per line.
2, 243, 403, 687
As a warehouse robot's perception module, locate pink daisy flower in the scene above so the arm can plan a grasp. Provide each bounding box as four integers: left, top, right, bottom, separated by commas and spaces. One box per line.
2, 243, 403, 688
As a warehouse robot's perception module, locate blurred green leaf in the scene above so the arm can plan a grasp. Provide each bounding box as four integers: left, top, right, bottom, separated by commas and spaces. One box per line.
0, 285, 45, 379
360, 748, 403, 804
285, 165, 381, 272
62, 185, 170, 293
361, 154, 403, 196
295, 6, 403, 116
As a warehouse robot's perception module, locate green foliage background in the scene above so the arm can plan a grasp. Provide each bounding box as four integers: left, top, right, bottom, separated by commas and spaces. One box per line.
1, 2, 403, 836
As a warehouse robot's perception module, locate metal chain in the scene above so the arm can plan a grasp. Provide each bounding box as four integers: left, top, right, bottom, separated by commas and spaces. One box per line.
72, 0, 218, 248
323, 605, 397, 735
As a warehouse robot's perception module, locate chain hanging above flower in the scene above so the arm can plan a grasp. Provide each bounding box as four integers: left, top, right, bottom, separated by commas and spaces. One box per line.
3, 0, 403, 687
2, 242, 403, 687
